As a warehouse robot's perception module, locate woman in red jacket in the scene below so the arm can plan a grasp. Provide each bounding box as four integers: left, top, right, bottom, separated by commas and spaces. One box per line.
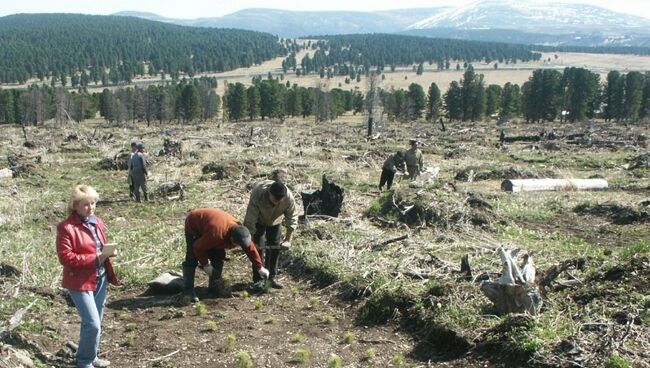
56, 185, 119, 368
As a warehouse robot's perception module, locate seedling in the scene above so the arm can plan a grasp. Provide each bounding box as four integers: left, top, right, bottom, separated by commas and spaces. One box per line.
327, 354, 342, 368
205, 320, 218, 332
236, 351, 253, 368
289, 333, 305, 343
294, 348, 310, 364
391, 352, 405, 367
342, 331, 355, 344
321, 315, 335, 325
194, 302, 207, 316
365, 348, 377, 361
224, 334, 237, 352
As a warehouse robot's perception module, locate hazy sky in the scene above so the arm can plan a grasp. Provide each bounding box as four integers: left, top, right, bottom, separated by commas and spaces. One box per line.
1, 0, 648, 20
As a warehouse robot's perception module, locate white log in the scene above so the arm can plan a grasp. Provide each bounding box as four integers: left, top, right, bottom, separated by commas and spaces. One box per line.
501, 178, 608, 193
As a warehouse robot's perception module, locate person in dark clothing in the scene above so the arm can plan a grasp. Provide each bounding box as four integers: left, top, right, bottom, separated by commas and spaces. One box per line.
379, 150, 405, 191
127, 142, 137, 199
183, 208, 269, 302
130, 143, 148, 202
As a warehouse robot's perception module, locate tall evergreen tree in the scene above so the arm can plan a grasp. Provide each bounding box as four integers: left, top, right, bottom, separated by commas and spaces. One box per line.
603, 71, 624, 122
444, 81, 463, 122
485, 84, 502, 118
623, 71, 645, 121
499, 83, 521, 122
425, 82, 442, 122
225, 83, 248, 121
406, 83, 426, 120
640, 72, 650, 119
561, 67, 600, 122
246, 85, 261, 121
180, 84, 202, 122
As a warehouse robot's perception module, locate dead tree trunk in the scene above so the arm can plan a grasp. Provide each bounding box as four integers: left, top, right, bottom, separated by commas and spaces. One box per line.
480, 247, 543, 315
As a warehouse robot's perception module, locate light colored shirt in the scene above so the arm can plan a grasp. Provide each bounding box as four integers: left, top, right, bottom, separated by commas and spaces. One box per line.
244, 180, 298, 235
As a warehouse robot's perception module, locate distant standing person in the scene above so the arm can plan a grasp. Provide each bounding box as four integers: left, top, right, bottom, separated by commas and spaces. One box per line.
379, 150, 406, 191
56, 185, 119, 368
130, 143, 148, 202
183, 208, 269, 302
404, 139, 424, 180
244, 180, 298, 289
127, 142, 137, 199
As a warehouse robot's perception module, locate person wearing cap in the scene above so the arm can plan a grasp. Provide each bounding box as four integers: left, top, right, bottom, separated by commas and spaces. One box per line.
244, 180, 298, 289
404, 139, 424, 180
130, 143, 148, 202
127, 142, 137, 199
379, 150, 406, 191
183, 208, 269, 302
56, 185, 119, 368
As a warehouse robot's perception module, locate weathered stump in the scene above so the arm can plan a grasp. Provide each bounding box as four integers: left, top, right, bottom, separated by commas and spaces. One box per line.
480, 247, 543, 315
301, 175, 344, 217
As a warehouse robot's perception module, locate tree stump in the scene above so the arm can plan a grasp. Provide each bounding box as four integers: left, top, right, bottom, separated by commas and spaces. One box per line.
301, 175, 344, 217
480, 247, 543, 315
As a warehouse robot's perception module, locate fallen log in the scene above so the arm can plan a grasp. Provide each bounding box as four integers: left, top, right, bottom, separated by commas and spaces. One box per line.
501, 178, 608, 193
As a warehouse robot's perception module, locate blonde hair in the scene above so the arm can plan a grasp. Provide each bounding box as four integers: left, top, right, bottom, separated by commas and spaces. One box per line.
68, 185, 99, 214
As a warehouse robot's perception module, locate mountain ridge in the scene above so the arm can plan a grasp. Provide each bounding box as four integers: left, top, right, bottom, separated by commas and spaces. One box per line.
113, 2, 650, 47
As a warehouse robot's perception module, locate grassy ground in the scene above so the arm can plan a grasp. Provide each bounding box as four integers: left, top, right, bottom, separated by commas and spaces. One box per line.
0, 116, 648, 367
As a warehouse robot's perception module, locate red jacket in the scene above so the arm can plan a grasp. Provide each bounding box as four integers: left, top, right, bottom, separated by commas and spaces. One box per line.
56, 214, 119, 291
185, 208, 263, 269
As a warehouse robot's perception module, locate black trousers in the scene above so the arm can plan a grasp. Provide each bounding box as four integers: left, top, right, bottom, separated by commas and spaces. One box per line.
379, 169, 396, 190
183, 233, 225, 273
251, 223, 282, 282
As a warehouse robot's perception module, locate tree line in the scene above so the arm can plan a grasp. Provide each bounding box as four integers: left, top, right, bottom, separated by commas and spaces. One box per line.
0, 77, 221, 126
0, 14, 287, 85
420, 66, 650, 124
283, 34, 542, 77
2, 68, 649, 126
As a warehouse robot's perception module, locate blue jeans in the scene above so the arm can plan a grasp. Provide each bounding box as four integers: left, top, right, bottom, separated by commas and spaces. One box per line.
69, 274, 107, 368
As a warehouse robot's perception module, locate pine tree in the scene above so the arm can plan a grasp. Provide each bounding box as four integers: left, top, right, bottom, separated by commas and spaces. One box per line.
445, 81, 463, 122
425, 82, 442, 122
246, 85, 260, 121
225, 83, 248, 121
623, 71, 645, 121
180, 84, 202, 122
406, 83, 426, 120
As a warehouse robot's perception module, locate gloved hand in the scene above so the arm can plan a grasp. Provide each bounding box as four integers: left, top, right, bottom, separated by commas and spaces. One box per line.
280, 241, 291, 251
201, 264, 214, 276
258, 267, 270, 280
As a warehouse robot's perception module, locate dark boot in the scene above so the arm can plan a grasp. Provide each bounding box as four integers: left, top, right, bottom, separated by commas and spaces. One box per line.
269, 277, 284, 289
207, 261, 230, 298
182, 266, 199, 303
143, 191, 149, 201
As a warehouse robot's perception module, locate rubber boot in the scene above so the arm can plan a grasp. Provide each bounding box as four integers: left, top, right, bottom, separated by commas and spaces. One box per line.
208, 261, 230, 297
182, 266, 199, 303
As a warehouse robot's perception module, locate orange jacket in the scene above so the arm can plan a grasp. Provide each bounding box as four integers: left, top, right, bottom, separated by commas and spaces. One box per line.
56, 215, 119, 291
185, 208, 263, 269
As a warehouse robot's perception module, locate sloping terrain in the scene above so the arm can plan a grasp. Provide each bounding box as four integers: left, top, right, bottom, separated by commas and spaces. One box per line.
0, 116, 649, 367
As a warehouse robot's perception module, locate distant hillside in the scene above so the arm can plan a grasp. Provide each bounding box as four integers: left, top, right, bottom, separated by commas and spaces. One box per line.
117, 1, 650, 47
289, 34, 542, 78
402, 28, 650, 49
116, 8, 448, 38
0, 13, 287, 84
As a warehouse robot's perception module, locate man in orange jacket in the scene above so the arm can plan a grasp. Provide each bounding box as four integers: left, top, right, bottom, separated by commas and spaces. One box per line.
183, 208, 269, 302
